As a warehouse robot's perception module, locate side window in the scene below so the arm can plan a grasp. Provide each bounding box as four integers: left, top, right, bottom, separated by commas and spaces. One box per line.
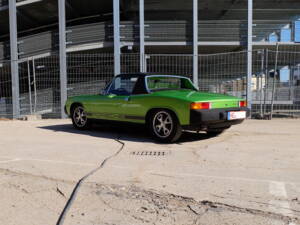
108, 76, 138, 96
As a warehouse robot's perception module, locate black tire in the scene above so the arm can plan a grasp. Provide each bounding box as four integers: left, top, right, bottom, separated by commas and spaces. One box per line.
148, 109, 182, 143
207, 126, 230, 137
71, 105, 90, 130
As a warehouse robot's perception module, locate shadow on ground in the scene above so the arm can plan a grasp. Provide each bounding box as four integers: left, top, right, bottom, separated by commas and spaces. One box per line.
39, 123, 215, 144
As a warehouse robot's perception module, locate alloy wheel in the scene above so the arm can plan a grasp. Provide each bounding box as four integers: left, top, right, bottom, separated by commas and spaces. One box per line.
73, 106, 87, 128
153, 111, 173, 138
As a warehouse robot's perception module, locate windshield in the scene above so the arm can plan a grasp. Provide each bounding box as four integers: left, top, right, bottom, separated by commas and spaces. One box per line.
107, 76, 139, 96
146, 76, 197, 92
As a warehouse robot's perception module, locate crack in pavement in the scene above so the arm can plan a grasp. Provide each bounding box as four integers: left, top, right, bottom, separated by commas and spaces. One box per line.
55, 135, 125, 225
88, 184, 299, 225
200, 200, 298, 224
171, 192, 299, 223
210, 193, 300, 216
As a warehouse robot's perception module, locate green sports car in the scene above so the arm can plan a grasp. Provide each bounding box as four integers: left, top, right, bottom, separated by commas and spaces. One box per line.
65, 73, 249, 142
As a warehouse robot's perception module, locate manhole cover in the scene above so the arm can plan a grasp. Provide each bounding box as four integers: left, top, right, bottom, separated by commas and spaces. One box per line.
130, 151, 169, 156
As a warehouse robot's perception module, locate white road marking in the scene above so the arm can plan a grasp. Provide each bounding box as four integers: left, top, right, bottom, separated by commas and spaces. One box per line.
110, 165, 132, 169
0, 158, 21, 163
144, 170, 299, 185
0, 156, 17, 160
0, 157, 97, 167
107, 165, 300, 185
24, 158, 97, 166
269, 181, 294, 218
269, 181, 287, 198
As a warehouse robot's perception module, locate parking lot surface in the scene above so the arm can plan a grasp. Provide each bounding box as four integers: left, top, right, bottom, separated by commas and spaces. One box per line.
0, 119, 299, 225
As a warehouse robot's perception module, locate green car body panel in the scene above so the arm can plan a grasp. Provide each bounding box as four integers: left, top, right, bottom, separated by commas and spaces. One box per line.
65, 89, 244, 126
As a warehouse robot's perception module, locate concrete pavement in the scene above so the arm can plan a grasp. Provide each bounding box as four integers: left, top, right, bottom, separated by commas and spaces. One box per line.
0, 119, 299, 225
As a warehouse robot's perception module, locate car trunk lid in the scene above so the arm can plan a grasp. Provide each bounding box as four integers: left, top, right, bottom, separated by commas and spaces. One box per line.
152, 90, 243, 109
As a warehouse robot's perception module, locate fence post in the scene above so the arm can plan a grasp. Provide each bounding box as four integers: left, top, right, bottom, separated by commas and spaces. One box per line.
263, 49, 269, 116
247, 0, 253, 113
9, 0, 20, 118
59, 0, 68, 118
27, 59, 33, 114
32, 58, 37, 113
193, 0, 199, 88
270, 43, 279, 119
259, 50, 264, 117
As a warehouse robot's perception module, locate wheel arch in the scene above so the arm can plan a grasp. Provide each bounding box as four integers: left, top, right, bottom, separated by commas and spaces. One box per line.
70, 102, 84, 115
145, 107, 180, 125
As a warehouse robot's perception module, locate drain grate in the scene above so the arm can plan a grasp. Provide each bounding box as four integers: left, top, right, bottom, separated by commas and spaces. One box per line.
130, 151, 169, 156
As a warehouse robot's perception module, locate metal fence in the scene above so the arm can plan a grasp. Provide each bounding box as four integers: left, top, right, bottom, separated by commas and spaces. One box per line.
1, 49, 300, 119
0, 60, 12, 118
251, 50, 300, 118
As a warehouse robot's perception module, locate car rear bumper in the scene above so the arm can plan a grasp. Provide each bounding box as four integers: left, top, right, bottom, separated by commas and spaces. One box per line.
182, 107, 250, 131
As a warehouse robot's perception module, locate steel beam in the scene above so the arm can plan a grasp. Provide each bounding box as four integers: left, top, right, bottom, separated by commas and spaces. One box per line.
193, 0, 199, 88
247, 0, 253, 111
9, 0, 20, 118
113, 0, 121, 75
1, 0, 43, 12
58, 0, 67, 118
139, 0, 145, 72
16, 0, 43, 7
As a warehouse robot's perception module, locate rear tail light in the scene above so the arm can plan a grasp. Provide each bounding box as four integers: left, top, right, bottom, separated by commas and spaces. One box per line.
190, 102, 211, 110
239, 100, 247, 107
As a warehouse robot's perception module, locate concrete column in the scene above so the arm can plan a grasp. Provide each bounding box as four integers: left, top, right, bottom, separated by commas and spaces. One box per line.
113, 0, 121, 75
247, 0, 253, 111
58, 0, 67, 118
9, 0, 20, 118
193, 0, 199, 88
139, 0, 145, 72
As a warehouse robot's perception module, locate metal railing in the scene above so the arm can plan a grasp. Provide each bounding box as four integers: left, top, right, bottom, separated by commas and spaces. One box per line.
1, 49, 300, 119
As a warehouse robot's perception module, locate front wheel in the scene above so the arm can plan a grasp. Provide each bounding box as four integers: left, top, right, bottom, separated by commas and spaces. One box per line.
71, 105, 90, 130
149, 110, 182, 143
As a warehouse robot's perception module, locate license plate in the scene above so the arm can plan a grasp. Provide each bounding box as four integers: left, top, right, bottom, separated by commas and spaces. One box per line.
227, 111, 246, 120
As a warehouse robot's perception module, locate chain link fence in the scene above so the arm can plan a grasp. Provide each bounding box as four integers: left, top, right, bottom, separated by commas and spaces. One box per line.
1, 49, 300, 119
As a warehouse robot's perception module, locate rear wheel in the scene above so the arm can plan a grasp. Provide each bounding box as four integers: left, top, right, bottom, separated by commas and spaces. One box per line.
71, 105, 90, 130
149, 110, 182, 143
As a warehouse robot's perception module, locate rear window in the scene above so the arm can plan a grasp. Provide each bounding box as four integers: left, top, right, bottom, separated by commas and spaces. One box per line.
146, 76, 196, 92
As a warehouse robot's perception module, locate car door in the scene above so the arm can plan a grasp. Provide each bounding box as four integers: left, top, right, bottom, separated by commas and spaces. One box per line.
120, 94, 149, 123
92, 75, 140, 121
85, 94, 123, 120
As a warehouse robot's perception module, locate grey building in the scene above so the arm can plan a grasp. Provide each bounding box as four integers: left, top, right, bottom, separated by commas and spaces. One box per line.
1, 0, 300, 118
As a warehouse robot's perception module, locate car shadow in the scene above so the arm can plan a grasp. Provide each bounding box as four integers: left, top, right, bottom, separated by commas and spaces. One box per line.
38, 123, 215, 144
